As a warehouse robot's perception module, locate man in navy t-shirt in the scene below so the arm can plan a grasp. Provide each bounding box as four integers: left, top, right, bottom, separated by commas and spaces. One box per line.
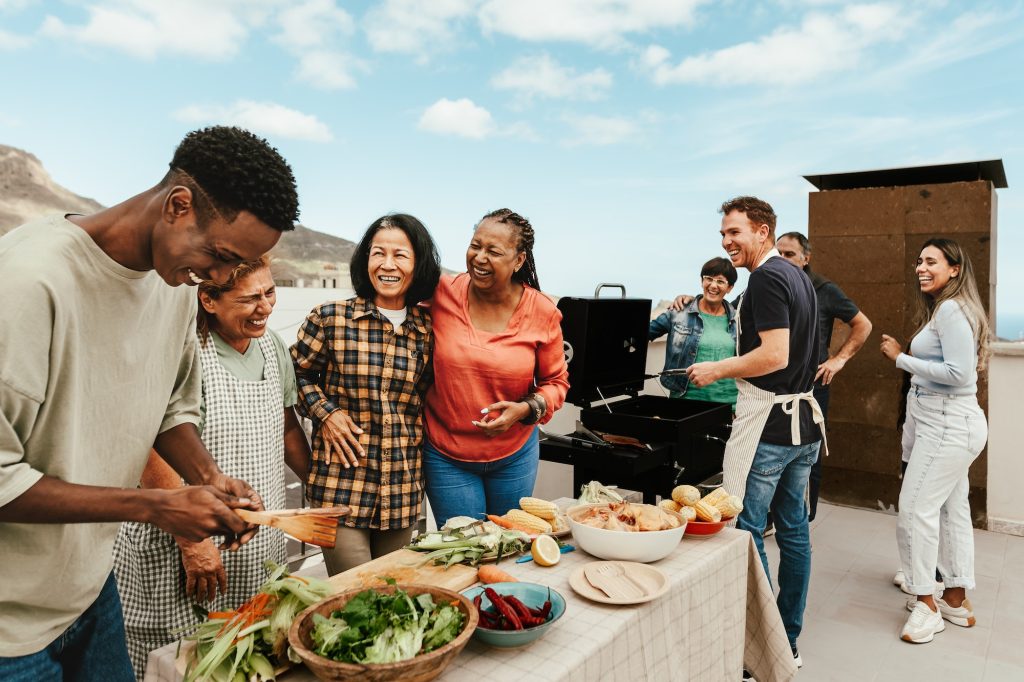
687, 196, 821, 668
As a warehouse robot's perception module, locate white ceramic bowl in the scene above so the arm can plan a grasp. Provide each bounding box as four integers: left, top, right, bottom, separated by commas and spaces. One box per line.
566, 503, 686, 563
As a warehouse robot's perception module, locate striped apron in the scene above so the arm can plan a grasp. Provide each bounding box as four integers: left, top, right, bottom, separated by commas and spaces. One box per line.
720, 252, 829, 502
112, 332, 287, 678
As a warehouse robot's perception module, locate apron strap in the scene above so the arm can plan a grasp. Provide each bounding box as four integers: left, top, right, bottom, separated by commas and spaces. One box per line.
776, 390, 829, 456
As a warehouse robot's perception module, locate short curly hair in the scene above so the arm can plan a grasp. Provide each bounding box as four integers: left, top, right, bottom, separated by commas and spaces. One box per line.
166, 126, 299, 232
719, 196, 777, 239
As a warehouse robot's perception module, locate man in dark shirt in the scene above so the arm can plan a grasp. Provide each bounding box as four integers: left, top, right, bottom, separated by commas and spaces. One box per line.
687, 197, 821, 668
776, 232, 872, 520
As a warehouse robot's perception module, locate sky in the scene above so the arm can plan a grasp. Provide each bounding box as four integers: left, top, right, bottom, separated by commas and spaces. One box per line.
2, 0, 1023, 333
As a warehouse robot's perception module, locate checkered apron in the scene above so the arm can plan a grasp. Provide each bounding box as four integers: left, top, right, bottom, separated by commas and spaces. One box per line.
113, 332, 286, 678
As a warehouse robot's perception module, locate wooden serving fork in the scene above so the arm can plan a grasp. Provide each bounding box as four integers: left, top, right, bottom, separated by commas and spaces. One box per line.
235, 506, 349, 548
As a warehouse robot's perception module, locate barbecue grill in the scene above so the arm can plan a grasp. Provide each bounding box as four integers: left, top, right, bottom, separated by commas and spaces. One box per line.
540, 284, 732, 503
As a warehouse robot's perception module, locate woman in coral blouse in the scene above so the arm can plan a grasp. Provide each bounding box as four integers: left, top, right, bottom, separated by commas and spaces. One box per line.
423, 208, 569, 526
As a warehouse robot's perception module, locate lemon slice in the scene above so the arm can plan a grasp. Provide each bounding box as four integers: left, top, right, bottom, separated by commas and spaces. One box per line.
531, 534, 561, 567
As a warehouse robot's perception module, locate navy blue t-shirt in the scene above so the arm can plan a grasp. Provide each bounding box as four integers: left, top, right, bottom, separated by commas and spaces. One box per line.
738, 256, 821, 445
808, 270, 860, 365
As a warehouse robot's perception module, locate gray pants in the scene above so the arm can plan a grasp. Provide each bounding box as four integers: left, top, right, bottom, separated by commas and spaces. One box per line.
320, 526, 414, 576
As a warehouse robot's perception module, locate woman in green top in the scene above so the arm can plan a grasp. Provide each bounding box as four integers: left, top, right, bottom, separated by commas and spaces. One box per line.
649, 257, 739, 406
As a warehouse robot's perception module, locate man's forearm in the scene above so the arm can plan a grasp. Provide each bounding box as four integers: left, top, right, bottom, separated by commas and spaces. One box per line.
715, 342, 788, 380
0, 475, 158, 524
153, 422, 220, 485
835, 313, 872, 361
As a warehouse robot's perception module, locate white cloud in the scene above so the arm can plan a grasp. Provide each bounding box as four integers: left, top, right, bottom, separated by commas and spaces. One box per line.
173, 100, 333, 142
0, 27, 30, 49
492, 54, 613, 101
0, 0, 35, 11
642, 2, 912, 86
479, 0, 707, 49
364, 0, 477, 61
562, 114, 638, 146
417, 98, 496, 139
274, 0, 353, 50
294, 50, 361, 89
39, 0, 261, 60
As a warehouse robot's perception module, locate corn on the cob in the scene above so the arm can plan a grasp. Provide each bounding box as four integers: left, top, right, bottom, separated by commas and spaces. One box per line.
678, 505, 697, 522
518, 497, 558, 520
712, 494, 743, 519
658, 499, 681, 513
692, 499, 722, 523
504, 509, 552, 533
700, 487, 730, 507
671, 485, 701, 507
550, 514, 570, 533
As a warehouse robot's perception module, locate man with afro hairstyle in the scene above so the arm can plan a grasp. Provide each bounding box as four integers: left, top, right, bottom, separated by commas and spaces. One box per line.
0, 126, 298, 678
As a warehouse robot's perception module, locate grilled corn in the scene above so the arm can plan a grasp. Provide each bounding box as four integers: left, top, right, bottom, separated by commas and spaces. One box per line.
504, 509, 552, 533
692, 499, 722, 523
671, 484, 701, 507
518, 497, 558, 520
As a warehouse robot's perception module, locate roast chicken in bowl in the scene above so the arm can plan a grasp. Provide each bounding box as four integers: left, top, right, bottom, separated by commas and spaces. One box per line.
567, 501, 686, 563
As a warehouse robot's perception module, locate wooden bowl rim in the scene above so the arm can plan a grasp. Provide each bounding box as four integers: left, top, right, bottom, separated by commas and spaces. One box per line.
287, 582, 479, 673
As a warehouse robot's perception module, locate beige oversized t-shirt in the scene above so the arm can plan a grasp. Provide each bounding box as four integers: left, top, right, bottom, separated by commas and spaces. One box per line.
0, 214, 201, 656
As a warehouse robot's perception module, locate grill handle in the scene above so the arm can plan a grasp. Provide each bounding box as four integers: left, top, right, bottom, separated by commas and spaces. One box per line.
594, 283, 626, 298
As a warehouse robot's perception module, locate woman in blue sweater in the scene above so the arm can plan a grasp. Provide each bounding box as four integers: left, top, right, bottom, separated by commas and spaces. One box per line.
880, 238, 990, 645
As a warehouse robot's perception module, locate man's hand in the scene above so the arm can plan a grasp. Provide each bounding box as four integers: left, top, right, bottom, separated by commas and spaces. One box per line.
686, 362, 721, 388
880, 334, 902, 362
178, 538, 226, 602
669, 294, 694, 312
320, 410, 364, 469
472, 401, 531, 436
149, 485, 256, 549
815, 356, 848, 385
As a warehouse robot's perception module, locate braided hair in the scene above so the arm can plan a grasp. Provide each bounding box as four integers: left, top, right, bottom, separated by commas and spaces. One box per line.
479, 208, 541, 291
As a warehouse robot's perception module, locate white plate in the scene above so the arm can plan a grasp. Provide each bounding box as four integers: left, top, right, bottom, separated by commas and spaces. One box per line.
568, 561, 670, 605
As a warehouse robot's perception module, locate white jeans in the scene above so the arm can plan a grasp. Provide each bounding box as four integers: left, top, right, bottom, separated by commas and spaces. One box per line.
897, 388, 987, 594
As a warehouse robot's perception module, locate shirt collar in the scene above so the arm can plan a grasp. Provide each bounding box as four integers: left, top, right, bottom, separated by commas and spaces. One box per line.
351, 296, 428, 335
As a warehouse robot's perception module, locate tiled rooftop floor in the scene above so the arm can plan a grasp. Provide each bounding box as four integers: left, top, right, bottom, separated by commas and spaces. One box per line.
764, 502, 1024, 681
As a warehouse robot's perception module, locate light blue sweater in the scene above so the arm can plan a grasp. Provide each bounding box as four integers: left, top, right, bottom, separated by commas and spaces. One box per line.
896, 299, 978, 395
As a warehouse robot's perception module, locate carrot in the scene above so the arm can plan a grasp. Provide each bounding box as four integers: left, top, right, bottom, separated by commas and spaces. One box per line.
486, 514, 538, 535
478, 565, 517, 584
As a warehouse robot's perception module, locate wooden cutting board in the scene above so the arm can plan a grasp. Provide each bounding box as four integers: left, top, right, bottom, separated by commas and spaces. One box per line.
326, 549, 478, 594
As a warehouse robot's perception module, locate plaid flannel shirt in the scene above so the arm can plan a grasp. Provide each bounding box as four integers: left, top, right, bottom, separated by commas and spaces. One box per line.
291, 297, 432, 530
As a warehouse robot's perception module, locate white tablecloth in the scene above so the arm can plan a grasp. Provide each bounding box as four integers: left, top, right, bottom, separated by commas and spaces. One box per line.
147, 526, 796, 682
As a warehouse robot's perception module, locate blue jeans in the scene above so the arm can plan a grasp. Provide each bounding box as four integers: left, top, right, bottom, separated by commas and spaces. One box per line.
423, 428, 539, 528
0, 572, 134, 682
736, 440, 819, 649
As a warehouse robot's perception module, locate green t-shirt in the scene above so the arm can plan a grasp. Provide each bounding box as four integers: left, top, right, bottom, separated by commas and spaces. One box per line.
198, 329, 299, 434
679, 311, 737, 405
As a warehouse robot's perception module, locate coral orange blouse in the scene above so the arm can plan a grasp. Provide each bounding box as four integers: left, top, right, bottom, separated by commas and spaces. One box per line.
424, 273, 569, 462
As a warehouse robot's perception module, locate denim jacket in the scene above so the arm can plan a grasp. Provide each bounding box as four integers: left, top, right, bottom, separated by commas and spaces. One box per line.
648, 295, 738, 394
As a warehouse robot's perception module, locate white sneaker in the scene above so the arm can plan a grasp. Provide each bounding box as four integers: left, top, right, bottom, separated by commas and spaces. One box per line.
936, 597, 976, 628
901, 600, 945, 643
894, 569, 944, 596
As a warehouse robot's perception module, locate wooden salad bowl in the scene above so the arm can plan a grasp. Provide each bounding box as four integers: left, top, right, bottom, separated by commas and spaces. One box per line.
288, 583, 479, 682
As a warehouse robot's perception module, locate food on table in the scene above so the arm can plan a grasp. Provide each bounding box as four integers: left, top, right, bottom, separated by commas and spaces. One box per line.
658, 499, 682, 513
549, 514, 570, 533
671, 484, 701, 507
519, 496, 558, 520
406, 519, 529, 567
183, 561, 333, 682
531, 535, 561, 567
478, 565, 518, 584
503, 508, 553, 534
577, 480, 624, 505
711, 494, 743, 518
570, 501, 682, 532
308, 583, 465, 664
678, 505, 697, 522
692, 499, 722, 523
474, 587, 553, 631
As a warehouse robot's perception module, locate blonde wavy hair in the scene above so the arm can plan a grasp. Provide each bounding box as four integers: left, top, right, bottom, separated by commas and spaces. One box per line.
912, 238, 990, 371
196, 256, 272, 344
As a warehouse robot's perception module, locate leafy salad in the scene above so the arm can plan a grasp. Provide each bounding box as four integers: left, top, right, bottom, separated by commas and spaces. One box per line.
310, 581, 465, 664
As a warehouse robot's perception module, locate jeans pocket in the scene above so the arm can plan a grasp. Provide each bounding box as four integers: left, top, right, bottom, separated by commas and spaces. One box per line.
965, 414, 988, 456
914, 392, 946, 414
750, 443, 788, 476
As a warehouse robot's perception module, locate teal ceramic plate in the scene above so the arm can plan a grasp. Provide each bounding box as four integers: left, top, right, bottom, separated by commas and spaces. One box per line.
461, 582, 566, 648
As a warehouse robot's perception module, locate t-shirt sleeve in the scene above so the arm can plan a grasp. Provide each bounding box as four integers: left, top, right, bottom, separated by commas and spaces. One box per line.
821, 282, 860, 324
269, 329, 299, 408
160, 316, 202, 434
749, 268, 791, 332
0, 378, 45, 507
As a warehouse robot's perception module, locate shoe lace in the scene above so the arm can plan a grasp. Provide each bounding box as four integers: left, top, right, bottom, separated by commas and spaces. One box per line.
908, 602, 935, 626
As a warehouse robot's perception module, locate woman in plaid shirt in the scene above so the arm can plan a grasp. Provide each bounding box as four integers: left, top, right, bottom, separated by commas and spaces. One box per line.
291, 214, 441, 575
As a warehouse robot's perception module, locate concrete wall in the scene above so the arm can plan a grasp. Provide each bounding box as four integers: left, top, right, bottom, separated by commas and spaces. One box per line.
987, 342, 1024, 536
809, 180, 996, 523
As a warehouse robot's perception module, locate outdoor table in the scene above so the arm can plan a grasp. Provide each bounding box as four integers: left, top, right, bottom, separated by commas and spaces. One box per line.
146, 525, 796, 682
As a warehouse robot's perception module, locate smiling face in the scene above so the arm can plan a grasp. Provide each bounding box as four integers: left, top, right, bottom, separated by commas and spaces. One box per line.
466, 218, 526, 293
720, 210, 770, 271
152, 187, 282, 287
368, 227, 416, 309
776, 235, 808, 269
916, 245, 960, 296
201, 267, 276, 352
701, 273, 734, 305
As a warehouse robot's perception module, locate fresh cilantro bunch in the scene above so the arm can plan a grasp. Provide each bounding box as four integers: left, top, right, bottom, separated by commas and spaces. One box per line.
310, 582, 465, 664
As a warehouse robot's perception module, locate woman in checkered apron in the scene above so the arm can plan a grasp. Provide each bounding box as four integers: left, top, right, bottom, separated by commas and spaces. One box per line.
112, 258, 310, 678
292, 215, 441, 575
